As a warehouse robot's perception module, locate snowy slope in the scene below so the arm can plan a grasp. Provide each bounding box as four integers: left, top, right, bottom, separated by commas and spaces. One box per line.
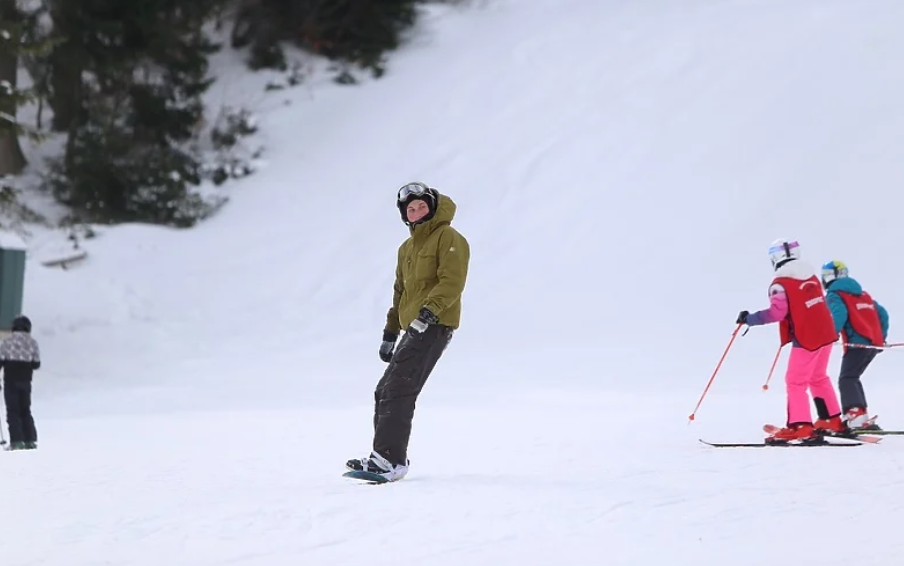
4, 0, 904, 565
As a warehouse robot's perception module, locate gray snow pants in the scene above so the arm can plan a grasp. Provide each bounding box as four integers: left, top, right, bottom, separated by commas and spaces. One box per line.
373, 324, 453, 465
838, 347, 879, 413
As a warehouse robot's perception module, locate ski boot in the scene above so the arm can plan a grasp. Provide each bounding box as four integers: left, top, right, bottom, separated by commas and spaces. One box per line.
813, 415, 864, 439
844, 407, 881, 431
765, 423, 823, 445
346, 451, 410, 482
814, 415, 851, 437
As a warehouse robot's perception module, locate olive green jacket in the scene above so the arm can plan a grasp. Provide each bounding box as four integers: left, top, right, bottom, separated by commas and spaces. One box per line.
385, 194, 470, 333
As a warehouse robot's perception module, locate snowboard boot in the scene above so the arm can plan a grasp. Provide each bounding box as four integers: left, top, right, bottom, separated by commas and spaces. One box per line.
814, 415, 849, 436
765, 423, 821, 445
843, 407, 881, 431
346, 451, 409, 482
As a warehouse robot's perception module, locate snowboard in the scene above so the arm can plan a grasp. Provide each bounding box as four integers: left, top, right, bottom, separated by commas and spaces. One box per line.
343, 470, 391, 484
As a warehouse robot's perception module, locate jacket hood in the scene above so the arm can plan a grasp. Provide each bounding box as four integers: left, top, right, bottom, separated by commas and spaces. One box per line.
827, 276, 864, 295
774, 258, 817, 281
410, 193, 456, 235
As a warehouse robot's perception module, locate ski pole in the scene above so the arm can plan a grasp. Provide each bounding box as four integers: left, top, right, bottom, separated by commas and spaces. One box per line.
689, 323, 742, 422
844, 342, 904, 350
761, 344, 783, 391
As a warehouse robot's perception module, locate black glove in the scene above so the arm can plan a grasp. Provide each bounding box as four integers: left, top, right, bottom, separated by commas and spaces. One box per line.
736, 310, 749, 324
379, 331, 398, 363
408, 307, 439, 336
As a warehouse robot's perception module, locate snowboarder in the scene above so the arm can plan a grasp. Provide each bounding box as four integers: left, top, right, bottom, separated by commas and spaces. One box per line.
820, 260, 889, 430
0, 315, 41, 450
737, 239, 846, 444
346, 182, 470, 481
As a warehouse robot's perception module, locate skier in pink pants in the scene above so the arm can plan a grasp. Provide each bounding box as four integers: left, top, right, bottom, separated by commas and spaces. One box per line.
737, 239, 847, 444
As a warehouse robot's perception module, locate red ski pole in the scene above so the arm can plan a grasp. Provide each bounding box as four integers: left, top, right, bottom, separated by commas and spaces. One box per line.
761, 344, 783, 391
689, 323, 742, 422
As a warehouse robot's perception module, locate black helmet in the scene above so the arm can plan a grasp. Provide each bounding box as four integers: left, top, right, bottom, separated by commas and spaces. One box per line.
12, 315, 31, 333
396, 182, 438, 226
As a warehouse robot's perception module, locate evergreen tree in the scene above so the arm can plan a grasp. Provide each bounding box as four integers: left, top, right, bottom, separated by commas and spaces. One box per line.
5, 1, 428, 225
44, 0, 89, 132
304, 0, 419, 75
0, 0, 54, 175
46, 0, 228, 226
234, 0, 420, 77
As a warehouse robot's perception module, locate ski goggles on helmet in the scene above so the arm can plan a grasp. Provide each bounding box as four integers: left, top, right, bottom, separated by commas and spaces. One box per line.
821, 260, 848, 286
397, 182, 430, 203
768, 240, 799, 258
768, 239, 800, 268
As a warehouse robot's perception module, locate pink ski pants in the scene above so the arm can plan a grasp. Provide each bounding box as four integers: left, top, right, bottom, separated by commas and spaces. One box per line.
785, 344, 841, 425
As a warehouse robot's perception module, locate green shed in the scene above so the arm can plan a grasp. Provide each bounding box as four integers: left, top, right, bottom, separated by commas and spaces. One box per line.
0, 230, 27, 331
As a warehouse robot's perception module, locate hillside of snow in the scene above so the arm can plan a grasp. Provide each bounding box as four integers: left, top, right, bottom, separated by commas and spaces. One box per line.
4, 1, 904, 565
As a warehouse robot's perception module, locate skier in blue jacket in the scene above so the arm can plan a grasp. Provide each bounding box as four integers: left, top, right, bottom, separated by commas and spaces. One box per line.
821, 260, 889, 430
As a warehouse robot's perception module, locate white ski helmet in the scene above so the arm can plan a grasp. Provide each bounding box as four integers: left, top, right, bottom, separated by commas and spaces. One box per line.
768, 238, 801, 270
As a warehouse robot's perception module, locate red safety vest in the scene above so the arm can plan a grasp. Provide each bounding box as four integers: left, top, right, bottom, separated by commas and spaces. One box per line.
836, 290, 884, 347
773, 275, 837, 351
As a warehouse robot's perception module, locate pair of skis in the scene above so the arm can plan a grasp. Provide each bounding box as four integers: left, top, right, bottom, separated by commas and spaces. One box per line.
701, 424, 904, 448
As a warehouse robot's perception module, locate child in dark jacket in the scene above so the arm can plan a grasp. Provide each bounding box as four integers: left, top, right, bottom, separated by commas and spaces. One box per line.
0, 315, 41, 450
821, 261, 889, 431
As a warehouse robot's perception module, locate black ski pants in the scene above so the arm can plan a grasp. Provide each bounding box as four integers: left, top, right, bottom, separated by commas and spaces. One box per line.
373, 324, 452, 465
838, 347, 878, 413
4, 379, 36, 444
